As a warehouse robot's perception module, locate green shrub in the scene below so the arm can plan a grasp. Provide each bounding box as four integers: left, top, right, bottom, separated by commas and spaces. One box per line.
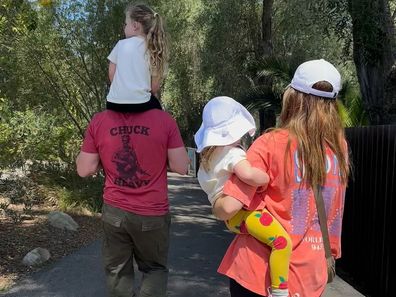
0, 108, 80, 168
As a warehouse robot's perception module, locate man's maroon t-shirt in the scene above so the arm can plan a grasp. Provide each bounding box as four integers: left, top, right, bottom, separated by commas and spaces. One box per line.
81, 109, 184, 215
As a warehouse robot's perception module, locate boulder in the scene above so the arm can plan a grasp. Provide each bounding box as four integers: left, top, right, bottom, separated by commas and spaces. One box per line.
47, 211, 79, 231
22, 247, 50, 266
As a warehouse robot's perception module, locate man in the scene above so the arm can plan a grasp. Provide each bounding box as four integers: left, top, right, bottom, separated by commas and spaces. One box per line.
76, 107, 189, 297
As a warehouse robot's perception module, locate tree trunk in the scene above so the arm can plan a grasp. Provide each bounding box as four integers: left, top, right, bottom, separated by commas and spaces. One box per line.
259, 108, 276, 134
348, 0, 395, 124
384, 66, 396, 123
261, 0, 274, 56
259, 0, 275, 131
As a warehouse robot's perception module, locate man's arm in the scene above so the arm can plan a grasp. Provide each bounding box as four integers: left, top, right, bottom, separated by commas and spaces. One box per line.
167, 147, 189, 175
76, 151, 101, 177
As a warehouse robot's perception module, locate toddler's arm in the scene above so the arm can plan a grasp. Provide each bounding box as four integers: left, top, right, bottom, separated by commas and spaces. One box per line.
234, 159, 269, 187
213, 195, 244, 220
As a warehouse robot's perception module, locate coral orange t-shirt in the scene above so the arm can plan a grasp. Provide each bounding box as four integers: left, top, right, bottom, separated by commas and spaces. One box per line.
219, 130, 346, 297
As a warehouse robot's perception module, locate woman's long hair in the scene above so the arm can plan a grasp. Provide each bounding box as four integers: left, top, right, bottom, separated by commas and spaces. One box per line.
279, 81, 349, 186
125, 4, 169, 81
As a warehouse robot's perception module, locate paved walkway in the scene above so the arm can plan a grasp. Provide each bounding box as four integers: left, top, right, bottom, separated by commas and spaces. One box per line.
2, 173, 365, 297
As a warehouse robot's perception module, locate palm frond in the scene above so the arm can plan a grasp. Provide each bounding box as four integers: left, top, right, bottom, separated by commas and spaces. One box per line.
338, 79, 368, 126
239, 85, 280, 111
254, 55, 306, 93
337, 100, 353, 127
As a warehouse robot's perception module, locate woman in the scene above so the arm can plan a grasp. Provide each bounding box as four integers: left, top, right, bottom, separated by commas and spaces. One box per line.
213, 59, 350, 297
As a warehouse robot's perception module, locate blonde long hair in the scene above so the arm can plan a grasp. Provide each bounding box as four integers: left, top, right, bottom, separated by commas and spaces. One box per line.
200, 146, 217, 172
125, 3, 169, 80
279, 81, 349, 186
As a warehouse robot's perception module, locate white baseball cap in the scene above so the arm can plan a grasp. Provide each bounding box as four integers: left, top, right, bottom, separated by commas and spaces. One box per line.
290, 59, 341, 99
194, 96, 256, 153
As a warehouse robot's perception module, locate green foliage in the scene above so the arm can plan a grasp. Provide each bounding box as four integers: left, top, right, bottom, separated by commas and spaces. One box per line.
0, 0, 38, 110
156, 0, 265, 144
156, 0, 219, 144
338, 80, 369, 127
199, 0, 261, 96
238, 54, 306, 127
0, 0, 132, 169
348, 0, 393, 64
347, 0, 396, 124
0, 108, 79, 167
30, 163, 104, 212
273, 0, 352, 61
0, 164, 103, 213
0, 0, 374, 171
239, 54, 368, 128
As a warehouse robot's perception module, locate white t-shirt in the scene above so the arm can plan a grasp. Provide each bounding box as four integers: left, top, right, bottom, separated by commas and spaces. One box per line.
197, 145, 246, 206
106, 36, 151, 104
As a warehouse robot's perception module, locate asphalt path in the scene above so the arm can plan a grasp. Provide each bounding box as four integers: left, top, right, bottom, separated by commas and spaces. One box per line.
1, 173, 364, 297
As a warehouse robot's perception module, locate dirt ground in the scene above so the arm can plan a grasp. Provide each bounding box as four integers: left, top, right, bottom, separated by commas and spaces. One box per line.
0, 202, 103, 292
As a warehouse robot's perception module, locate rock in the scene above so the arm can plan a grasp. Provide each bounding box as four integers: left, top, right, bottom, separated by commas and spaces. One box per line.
22, 247, 50, 266
47, 211, 79, 231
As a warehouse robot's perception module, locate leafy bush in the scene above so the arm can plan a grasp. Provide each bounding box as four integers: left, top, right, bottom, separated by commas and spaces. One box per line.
29, 162, 104, 212
0, 108, 81, 168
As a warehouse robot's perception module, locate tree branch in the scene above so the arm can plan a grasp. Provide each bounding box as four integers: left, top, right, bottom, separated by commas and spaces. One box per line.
33, 59, 85, 138
40, 45, 92, 124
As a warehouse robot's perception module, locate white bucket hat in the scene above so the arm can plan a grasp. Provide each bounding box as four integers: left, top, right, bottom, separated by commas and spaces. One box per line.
194, 96, 256, 153
290, 59, 341, 99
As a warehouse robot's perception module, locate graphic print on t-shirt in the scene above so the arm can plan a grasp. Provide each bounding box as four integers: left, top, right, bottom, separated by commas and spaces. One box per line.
112, 134, 150, 188
290, 149, 343, 242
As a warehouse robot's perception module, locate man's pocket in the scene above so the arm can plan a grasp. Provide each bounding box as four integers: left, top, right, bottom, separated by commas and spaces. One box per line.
101, 204, 124, 227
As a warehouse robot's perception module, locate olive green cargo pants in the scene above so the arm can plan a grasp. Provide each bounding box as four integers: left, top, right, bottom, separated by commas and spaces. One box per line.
101, 203, 171, 297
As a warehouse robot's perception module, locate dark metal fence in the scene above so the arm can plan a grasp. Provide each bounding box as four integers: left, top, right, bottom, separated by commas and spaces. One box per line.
337, 125, 396, 297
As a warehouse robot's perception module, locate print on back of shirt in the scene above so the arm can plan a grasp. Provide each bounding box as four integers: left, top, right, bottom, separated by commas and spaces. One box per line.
112, 134, 151, 188
290, 149, 343, 241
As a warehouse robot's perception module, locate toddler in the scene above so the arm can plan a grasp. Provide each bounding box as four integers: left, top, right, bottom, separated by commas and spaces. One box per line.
195, 96, 292, 297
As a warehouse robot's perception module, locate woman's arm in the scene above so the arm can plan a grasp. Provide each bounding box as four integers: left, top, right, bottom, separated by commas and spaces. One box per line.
234, 160, 269, 187
212, 195, 244, 220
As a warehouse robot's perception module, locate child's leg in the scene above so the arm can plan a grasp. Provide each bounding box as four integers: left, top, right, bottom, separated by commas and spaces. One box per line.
226, 209, 292, 291
225, 210, 246, 234
245, 209, 291, 291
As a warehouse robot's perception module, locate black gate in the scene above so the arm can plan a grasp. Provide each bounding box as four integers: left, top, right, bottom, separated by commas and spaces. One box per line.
338, 125, 396, 297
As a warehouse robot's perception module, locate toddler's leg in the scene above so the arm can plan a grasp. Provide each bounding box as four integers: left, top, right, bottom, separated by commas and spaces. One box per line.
244, 209, 292, 294
224, 210, 246, 234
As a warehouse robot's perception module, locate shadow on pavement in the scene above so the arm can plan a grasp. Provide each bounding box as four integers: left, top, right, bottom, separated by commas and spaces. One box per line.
167, 175, 232, 297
